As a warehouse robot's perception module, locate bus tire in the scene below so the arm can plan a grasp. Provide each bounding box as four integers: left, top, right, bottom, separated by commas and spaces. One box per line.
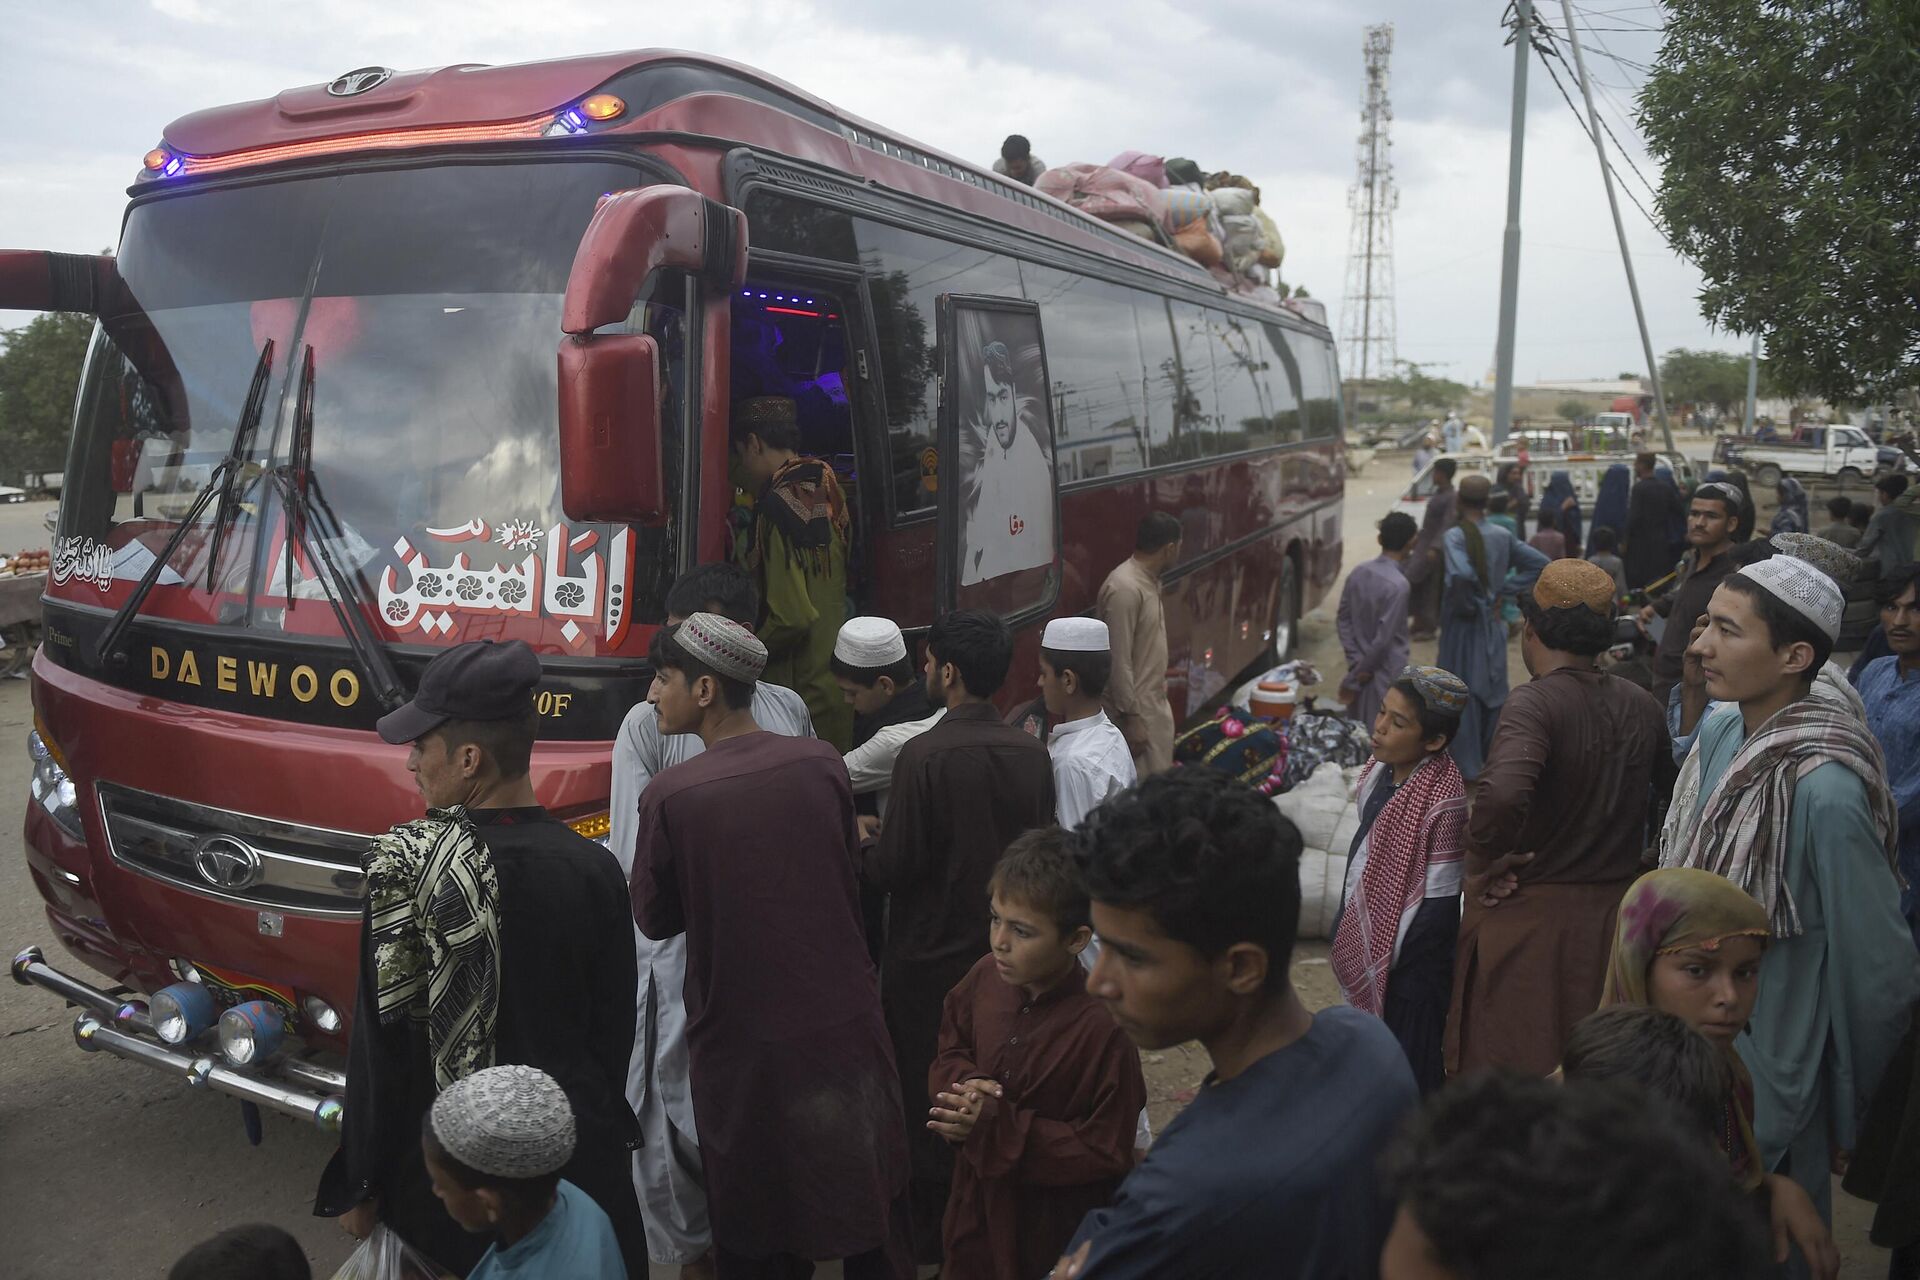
1754, 463, 1782, 488
1272, 552, 1301, 661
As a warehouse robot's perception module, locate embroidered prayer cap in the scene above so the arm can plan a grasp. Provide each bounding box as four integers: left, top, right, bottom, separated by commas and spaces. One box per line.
1042, 617, 1111, 652
376, 639, 542, 745
835, 616, 908, 668
1531, 558, 1618, 616
1736, 556, 1843, 642
674, 611, 768, 682
1398, 665, 1470, 715
1769, 532, 1862, 587
429, 1065, 576, 1179
732, 395, 797, 428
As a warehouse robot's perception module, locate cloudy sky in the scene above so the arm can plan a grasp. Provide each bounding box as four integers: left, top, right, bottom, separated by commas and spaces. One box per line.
0, 0, 1740, 384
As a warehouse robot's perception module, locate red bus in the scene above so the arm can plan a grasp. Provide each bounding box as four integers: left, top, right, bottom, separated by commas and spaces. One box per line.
5, 50, 1344, 1126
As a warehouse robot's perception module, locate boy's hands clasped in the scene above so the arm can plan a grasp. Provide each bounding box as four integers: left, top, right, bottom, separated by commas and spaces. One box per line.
929, 1077, 1004, 1143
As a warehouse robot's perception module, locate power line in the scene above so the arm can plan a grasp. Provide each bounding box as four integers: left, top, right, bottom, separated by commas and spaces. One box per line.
1533, 45, 1665, 230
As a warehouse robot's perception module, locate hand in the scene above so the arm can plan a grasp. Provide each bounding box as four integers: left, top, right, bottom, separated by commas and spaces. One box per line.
855, 815, 881, 843
1680, 615, 1711, 689
1468, 851, 1535, 908
1637, 603, 1656, 625
339, 1199, 378, 1240
1051, 1241, 1092, 1280
927, 1077, 1002, 1143
1766, 1174, 1839, 1280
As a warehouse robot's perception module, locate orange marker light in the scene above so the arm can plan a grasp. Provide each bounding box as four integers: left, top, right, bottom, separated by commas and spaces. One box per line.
143, 147, 171, 171
579, 94, 626, 122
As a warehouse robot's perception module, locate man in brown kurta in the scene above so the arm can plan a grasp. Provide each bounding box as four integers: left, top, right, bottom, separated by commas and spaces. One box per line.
863, 609, 1055, 1263
931, 955, 1145, 1280
1098, 513, 1183, 776
1446, 561, 1674, 1078
632, 613, 907, 1278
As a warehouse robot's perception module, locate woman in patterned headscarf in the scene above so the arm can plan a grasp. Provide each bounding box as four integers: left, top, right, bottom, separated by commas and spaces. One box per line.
1331, 665, 1469, 1093
1601, 869, 1838, 1277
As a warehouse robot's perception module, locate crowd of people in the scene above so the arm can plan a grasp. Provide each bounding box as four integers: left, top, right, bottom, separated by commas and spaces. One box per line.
162, 409, 1920, 1280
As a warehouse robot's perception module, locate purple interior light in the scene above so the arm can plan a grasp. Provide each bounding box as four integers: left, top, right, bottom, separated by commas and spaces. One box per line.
161, 156, 183, 177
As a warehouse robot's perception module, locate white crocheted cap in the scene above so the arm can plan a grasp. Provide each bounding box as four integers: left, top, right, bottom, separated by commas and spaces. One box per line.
834, 616, 908, 668
1738, 555, 1843, 643
1041, 617, 1111, 652
429, 1065, 576, 1179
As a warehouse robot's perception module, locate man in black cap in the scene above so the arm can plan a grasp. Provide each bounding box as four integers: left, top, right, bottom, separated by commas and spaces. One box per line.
315, 639, 647, 1277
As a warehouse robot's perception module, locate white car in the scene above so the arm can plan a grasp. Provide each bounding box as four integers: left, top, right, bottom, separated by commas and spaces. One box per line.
0, 485, 27, 504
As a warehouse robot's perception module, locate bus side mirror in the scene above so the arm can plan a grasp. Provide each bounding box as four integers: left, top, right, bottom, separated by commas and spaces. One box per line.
558, 333, 664, 526
555, 187, 747, 526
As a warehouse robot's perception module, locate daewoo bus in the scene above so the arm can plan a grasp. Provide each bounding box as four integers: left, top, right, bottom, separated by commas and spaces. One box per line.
3, 50, 1344, 1127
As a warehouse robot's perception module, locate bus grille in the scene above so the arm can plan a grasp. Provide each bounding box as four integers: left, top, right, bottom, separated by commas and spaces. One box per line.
96, 782, 368, 917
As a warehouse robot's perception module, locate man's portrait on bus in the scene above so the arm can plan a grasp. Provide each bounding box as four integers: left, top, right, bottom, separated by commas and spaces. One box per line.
956, 316, 1054, 587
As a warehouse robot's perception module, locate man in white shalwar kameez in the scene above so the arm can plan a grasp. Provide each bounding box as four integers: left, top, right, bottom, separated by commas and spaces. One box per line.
607, 566, 813, 1273
1038, 617, 1137, 831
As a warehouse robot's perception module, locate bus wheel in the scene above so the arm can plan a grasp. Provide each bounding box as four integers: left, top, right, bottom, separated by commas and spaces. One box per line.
1272, 554, 1301, 660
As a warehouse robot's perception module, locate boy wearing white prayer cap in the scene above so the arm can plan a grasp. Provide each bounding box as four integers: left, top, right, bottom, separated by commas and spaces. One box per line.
833, 617, 943, 821
1661, 558, 1920, 1222
1038, 618, 1137, 834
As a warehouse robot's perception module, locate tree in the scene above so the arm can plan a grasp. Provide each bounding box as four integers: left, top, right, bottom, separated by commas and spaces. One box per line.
1658, 347, 1765, 415
0, 312, 91, 486
1382, 359, 1469, 413
1556, 398, 1591, 423
1640, 0, 1920, 401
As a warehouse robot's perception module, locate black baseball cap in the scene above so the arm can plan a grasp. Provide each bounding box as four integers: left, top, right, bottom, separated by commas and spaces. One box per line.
376, 640, 542, 745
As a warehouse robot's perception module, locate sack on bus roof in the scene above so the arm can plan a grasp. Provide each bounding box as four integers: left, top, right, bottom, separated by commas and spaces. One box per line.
1173, 222, 1224, 268
1164, 156, 1205, 187
1105, 217, 1159, 240
1211, 186, 1258, 218
1107, 150, 1168, 188
1162, 186, 1217, 232
1253, 205, 1285, 269
1220, 212, 1263, 275
1035, 163, 1167, 229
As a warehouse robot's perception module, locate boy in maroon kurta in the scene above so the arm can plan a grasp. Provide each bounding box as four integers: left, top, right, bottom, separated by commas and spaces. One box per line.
630, 614, 908, 1279
928, 828, 1146, 1280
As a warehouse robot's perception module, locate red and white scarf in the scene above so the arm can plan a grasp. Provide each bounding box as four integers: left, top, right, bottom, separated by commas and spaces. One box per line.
1331, 753, 1467, 1015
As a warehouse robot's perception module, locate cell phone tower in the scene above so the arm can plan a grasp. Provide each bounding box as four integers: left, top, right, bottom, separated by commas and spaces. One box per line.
1340, 24, 1399, 385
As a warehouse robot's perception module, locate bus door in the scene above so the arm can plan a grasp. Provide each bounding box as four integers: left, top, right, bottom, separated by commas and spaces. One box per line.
933, 294, 1063, 623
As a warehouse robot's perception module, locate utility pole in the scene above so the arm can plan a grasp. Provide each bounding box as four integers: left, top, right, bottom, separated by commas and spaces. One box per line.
1340, 26, 1399, 390
1559, 0, 1677, 456
1491, 1, 1531, 448
1743, 332, 1760, 432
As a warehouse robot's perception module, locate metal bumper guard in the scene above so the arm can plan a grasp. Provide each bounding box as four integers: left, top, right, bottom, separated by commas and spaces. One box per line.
11, 945, 345, 1133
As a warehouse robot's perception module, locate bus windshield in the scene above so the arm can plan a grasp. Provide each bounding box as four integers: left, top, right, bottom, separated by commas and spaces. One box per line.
55, 158, 682, 657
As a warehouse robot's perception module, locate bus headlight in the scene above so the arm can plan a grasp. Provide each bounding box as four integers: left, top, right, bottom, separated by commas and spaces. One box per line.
26, 730, 84, 839
151, 981, 218, 1045
218, 1000, 286, 1066
301, 996, 342, 1036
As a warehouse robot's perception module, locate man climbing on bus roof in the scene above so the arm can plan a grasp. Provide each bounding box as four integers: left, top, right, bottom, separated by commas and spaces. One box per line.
993, 134, 1046, 185
730, 394, 853, 751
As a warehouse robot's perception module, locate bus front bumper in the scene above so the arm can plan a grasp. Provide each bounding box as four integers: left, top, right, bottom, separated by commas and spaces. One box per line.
11, 945, 346, 1133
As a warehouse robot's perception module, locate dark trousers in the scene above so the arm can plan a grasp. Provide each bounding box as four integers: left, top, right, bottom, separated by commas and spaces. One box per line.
714, 1196, 913, 1280
1383, 895, 1461, 1095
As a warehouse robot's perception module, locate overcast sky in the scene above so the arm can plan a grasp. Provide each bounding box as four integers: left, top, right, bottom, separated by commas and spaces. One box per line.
0, 0, 1741, 384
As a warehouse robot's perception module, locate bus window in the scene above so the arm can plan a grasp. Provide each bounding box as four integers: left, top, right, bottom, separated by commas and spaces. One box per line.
1260, 322, 1306, 444
1021, 266, 1150, 485
1210, 311, 1274, 453
1135, 296, 1217, 466
1293, 332, 1341, 439
851, 219, 1023, 522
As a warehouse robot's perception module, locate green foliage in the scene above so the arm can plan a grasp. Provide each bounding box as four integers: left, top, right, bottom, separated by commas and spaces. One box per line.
0, 312, 91, 486
1556, 398, 1592, 423
1658, 347, 1765, 414
1640, 0, 1920, 401
1381, 360, 1468, 413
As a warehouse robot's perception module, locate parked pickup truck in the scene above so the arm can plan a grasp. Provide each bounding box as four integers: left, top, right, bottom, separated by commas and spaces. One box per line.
1719, 424, 1893, 486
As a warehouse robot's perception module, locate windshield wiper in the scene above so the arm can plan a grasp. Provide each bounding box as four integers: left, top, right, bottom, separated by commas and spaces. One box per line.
269, 346, 406, 712
95, 339, 275, 666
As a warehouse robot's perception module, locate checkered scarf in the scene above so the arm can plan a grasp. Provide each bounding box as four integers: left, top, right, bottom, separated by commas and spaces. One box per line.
1332, 752, 1467, 1015
364, 806, 501, 1088
1661, 681, 1897, 938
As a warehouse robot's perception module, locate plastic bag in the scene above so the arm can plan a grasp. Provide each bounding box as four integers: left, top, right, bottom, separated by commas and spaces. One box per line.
330, 1226, 447, 1280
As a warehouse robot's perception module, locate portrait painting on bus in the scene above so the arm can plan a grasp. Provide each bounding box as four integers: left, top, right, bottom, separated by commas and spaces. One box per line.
954, 306, 1057, 587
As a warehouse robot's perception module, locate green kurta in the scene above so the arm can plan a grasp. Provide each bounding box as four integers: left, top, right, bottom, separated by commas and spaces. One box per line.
751, 518, 850, 751
1689, 704, 1920, 1218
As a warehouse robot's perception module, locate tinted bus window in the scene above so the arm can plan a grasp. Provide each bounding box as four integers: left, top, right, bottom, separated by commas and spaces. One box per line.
851, 220, 1024, 519
1262, 323, 1307, 444
743, 192, 858, 263
1293, 328, 1340, 439
1210, 311, 1274, 454
1022, 267, 1151, 484
1136, 296, 1217, 466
